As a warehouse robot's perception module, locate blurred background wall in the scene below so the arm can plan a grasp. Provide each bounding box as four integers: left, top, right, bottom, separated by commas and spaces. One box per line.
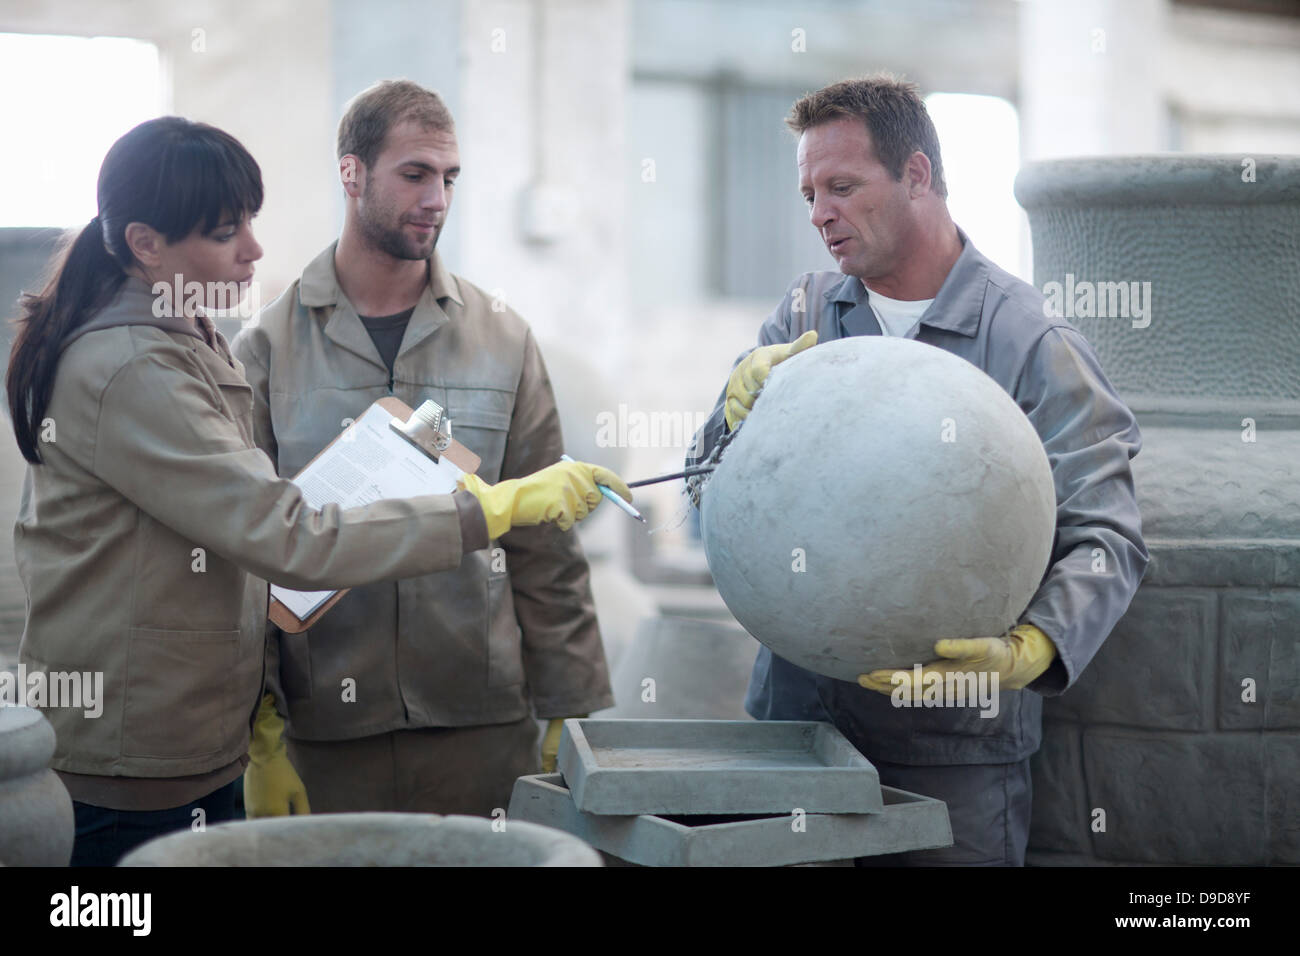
0, 0, 1296, 859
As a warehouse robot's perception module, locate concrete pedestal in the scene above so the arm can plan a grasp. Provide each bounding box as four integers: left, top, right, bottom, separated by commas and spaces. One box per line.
1016, 154, 1300, 865
0, 707, 74, 867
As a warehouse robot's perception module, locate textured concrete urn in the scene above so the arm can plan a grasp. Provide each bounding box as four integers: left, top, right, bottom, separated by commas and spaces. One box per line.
1015, 155, 1300, 865
119, 812, 602, 866
0, 706, 74, 866
699, 335, 1056, 681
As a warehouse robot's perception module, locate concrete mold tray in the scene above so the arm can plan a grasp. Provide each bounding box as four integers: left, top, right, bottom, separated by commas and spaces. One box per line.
556, 719, 883, 815
508, 773, 952, 867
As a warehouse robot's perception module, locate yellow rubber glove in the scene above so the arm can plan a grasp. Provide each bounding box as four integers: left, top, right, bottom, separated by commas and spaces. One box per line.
244, 693, 311, 818
540, 715, 585, 773
724, 329, 818, 430
857, 624, 1058, 696
458, 460, 632, 539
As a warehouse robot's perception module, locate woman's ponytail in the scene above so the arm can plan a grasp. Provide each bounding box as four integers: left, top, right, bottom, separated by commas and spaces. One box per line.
7, 217, 126, 464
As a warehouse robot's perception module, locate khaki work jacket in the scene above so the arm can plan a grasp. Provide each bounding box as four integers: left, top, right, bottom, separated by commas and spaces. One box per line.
15, 278, 472, 778
231, 245, 613, 739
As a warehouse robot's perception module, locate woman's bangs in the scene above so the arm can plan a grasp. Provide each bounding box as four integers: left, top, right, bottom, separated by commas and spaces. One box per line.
155, 128, 264, 241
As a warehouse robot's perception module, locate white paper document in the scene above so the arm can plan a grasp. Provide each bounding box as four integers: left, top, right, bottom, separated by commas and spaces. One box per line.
270, 403, 466, 621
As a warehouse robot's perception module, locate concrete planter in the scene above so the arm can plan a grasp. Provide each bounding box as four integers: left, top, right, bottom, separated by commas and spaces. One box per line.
0, 706, 74, 866
1015, 154, 1300, 865
118, 812, 602, 867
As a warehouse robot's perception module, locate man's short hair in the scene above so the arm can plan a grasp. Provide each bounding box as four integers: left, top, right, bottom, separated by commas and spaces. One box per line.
337, 79, 455, 168
787, 73, 947, 200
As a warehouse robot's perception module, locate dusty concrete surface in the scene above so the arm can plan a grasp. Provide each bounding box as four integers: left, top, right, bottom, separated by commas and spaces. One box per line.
700, 335, 1056, 680
119, 812, 602, 867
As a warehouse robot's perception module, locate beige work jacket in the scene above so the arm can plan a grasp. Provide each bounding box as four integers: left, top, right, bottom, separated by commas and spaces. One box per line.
232, 245, 614, 738
15, 277, 471, 778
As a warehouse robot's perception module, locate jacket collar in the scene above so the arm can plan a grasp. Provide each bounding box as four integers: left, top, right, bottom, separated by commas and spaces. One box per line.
59, 276, 244, 380
823, 225, 988, 338
298, 242, 465, 367
61, 276, 205, 352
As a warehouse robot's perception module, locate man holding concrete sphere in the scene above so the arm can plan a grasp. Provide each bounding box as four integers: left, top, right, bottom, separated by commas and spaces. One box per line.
688, 74, 1147, 865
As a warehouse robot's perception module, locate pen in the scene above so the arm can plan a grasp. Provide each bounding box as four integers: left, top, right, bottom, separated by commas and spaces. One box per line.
560, 454, 646, 523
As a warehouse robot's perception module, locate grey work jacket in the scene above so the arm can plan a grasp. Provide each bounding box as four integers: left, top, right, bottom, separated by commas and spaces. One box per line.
16, 278, 472, 779
687, 230, 1149, 765
232, 244, 614, 739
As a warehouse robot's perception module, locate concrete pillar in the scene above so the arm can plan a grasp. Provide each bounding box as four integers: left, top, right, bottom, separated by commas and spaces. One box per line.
457, 0, 629, 369
1018, 0, 1169, 160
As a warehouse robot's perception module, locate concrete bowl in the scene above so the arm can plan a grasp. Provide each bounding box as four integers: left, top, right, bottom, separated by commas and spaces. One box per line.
118, 812, 603, 867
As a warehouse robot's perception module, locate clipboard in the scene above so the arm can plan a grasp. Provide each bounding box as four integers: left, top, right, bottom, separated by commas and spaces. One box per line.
267, 396, 482, 634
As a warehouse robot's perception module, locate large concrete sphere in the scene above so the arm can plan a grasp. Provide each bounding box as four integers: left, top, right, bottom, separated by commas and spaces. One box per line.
700, 336, 1055, 681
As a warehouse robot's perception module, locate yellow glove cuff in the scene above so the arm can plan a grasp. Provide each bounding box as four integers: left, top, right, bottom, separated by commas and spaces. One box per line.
724, 330, 818, 430
1004, 623, 1057, 689
541, 715, 585, 774
458, 472, 514, 539
249, 693, 287, 765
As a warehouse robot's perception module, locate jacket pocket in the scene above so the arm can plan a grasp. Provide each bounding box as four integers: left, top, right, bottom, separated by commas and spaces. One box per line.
216, 381, 255, 445
121, 627, 239, 759
445, 389, 512, 481
486, 573, 524, 688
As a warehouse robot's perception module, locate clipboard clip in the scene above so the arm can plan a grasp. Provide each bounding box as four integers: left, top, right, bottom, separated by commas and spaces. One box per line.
389, 399, 453, 461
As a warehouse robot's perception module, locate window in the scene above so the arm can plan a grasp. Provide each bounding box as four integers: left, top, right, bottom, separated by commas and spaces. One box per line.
0, 32, 164, 227
924, 92, 1027, 280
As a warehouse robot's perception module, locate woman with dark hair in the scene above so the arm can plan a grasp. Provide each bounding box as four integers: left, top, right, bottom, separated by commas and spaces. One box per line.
8, 116, 630, 865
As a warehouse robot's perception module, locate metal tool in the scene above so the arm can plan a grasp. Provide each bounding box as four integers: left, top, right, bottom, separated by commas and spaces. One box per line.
626, 464, 717, 488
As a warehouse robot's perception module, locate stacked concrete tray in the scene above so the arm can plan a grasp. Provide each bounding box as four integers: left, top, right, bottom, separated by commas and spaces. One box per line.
508, 719, 951, 866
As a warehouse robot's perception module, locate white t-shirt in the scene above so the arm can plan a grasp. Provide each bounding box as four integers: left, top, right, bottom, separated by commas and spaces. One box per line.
865, 283, 934, 338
